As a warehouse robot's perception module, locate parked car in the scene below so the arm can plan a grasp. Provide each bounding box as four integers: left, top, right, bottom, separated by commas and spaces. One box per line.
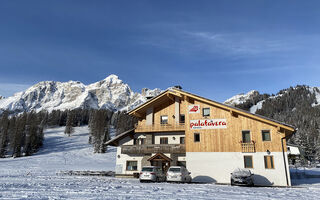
166, 166, 192, 183
230, 168, 254, 186
139, 166, 166, 182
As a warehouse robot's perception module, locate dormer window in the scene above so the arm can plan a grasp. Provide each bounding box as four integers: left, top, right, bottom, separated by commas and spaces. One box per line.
160, 115, 168, 124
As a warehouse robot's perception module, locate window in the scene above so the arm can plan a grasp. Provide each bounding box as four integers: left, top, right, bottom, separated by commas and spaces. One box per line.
180, 137, 185, 144
244, 156, 253, 168
264, 156, 274, 169
160, 115, 168, 124
177, 161, 186, 167
203, 108, 210, 117
194, 133, 200, 142
133, 138, 137, 145
180, 114, 185, 123
262, 130, 271, 141
160, 137, 168, 144
126, 161, 138, 171
242, 131, 251, 143
140, 138, 145, 145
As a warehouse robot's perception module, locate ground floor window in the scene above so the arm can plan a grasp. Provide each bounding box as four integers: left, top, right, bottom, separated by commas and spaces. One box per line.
177, 161, 186, 167
126, 161, 138, 171
180, 137, 185, 144
264, 156, 274, 169
244, 156, 253, 168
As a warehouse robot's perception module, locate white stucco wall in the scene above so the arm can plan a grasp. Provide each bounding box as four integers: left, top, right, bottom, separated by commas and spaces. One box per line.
186, 152, 291, 186
115, 134, 187, 174
153, 132, 185, 144
115, 146, 144, 174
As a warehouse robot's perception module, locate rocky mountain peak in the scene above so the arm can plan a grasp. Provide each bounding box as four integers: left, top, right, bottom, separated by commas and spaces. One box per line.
0, 75, 162, 114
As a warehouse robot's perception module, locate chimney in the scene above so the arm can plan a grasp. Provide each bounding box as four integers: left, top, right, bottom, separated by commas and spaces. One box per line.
174, 85, 182, 90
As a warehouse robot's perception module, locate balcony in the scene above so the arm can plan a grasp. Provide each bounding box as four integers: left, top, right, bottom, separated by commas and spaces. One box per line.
135, 123, 185, 133
121, 144, 186, 154
241, 142, 256, 153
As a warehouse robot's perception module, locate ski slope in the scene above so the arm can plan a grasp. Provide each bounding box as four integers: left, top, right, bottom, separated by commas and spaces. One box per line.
1, 126, 320, 199
0, 126, 116, 177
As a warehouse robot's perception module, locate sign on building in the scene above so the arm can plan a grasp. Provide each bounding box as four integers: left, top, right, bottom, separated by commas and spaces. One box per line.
190, 119, 227, 129
189, 105, 200, 113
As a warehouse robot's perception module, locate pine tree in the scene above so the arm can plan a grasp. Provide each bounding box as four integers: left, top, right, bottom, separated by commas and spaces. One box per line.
11, 112, 27, 158
89, 110, 111, 153
64, 110, 74, 136
0, 111, 10, 158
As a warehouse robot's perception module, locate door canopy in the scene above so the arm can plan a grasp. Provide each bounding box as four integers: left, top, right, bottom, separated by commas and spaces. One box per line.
147, 153, 173, 162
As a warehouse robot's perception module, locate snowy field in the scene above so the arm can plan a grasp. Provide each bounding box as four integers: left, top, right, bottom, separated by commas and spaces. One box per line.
1, 127, 320, 199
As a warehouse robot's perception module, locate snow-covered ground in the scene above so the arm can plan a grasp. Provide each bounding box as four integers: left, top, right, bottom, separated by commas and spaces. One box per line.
1, 126, 320, 199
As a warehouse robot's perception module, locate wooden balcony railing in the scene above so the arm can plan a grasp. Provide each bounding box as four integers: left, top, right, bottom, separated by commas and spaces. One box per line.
121, 144, 186, 154
135, 123, 185, 133
241, 142, 256, 153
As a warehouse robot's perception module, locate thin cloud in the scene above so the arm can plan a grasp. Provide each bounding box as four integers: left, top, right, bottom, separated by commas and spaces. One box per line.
218, 66, 294, 75
136, 27, 298, 58
183, 31, 293, 56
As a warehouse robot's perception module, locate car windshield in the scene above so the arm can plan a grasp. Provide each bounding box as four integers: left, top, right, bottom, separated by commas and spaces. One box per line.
142, 167, 154, 172
232, 168, 251, 177
169, 168, 181, 172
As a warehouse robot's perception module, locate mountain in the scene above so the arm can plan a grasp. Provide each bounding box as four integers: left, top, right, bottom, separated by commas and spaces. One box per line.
224, 90, 260, 106
0, 75, 161, 113
224, 90, 271, 113
225, 85, 320, 161
0, 96, 3, 100
224, 86, 320, 114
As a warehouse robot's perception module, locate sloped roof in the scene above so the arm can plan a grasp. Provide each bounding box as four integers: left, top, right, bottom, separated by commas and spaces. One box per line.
129, 88, 295, 132
105, 128, 135, 146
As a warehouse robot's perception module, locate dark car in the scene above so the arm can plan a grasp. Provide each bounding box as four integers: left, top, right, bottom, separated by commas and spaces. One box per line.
230, 168, 254, 186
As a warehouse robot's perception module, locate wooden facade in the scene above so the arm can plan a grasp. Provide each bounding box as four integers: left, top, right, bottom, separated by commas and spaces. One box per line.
108, 88, 295, 186
129, 88, 295, 154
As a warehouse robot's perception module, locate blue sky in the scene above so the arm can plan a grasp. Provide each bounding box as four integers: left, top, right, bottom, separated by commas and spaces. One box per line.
1, 0, 320, 102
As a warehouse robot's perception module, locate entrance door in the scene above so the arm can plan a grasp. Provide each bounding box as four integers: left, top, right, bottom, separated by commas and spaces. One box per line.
148, 153, 173, 172
151, 160, 170, 172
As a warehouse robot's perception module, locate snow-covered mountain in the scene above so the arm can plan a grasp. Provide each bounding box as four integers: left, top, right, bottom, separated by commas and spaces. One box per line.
0, 75, 161, 113
224, 90, 260, 106
224, 86, 320, 114
309, 87, 320, 107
